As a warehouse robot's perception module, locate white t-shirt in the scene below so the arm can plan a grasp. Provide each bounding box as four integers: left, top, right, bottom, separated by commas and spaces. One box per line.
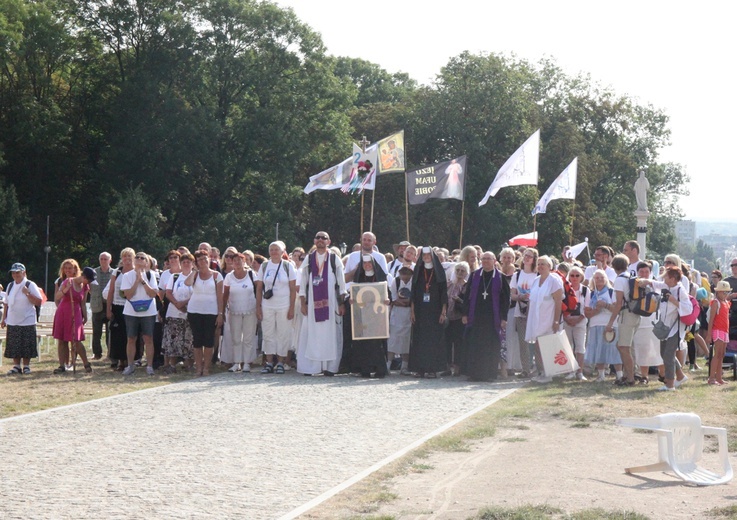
187, 271, 223, 315
259, 260, 296, 310
510, 270, 537, 318
5, 278, 42, 326
110, 268, 129, 306
613, 273, 630, 301
121, 270, 159, 317
165, 272, 190, 319
225, 270, 259, 315
159, 269, 176, 292
584, 265, 616, 283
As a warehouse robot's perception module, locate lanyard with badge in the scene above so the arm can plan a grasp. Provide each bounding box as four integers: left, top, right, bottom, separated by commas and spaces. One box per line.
423, 268, 434, 303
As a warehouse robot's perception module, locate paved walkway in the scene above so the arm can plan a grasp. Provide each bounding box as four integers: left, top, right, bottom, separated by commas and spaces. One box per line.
0, 372, 521, 519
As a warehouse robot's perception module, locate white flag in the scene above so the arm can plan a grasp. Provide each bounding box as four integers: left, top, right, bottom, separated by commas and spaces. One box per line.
566, 239, 588, 260
531, 157, 577, 215
479, 129, 540, 206
304, 155, 354, 194
341, 143, 378, 194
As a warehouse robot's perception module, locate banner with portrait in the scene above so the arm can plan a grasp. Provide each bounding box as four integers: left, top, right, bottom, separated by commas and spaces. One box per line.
350, 282, 390, 340
407, 156, 466, 205
377, 130, 405, 175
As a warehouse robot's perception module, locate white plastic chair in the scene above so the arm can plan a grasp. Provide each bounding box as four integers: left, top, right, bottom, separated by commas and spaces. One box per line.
616, 412, 732, 486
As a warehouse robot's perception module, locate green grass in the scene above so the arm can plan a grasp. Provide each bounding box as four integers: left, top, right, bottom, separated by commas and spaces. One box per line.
707, 505, 737, 517
469, 505, 650, 520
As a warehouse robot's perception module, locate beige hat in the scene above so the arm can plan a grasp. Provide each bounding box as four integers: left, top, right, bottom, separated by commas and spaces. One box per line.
715, 281, 732, 293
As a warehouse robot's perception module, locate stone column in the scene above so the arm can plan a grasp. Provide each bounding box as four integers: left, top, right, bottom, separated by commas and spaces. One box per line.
634, 209, 649, 260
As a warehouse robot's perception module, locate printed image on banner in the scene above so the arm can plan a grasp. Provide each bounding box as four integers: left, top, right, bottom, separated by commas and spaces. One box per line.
304, 156, 353, 193
377, 130, 405, 175
341, 144, 377, 194
407, 156, 466, 205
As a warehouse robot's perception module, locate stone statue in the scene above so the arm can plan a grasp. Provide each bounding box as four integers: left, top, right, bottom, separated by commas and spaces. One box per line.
634, 170, 649, 211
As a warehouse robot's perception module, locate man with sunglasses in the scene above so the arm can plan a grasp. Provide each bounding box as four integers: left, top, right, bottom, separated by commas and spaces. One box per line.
296, 232, 346, 376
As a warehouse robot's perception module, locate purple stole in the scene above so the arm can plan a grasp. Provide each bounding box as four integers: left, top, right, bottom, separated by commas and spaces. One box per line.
310, 252, 330, 322
466, 268, 501, 333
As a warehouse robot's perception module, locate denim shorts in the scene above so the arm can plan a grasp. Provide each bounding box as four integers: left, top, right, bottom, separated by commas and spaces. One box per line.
124, 315, 156, 338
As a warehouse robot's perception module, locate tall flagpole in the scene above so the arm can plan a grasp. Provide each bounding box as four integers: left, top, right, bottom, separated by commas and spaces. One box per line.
569, 202, 576, 245
358, 136, 369, 234
404, 171, 410, 241
459, 200, 465, 250
369, 187, 376, 233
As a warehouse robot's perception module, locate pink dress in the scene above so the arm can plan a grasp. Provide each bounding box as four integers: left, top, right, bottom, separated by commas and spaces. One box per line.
52, 280, 88, 341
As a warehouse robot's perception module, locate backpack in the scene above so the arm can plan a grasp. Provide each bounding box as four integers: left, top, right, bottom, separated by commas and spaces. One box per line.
7, 280, 45, 319
558, 271, 578, 316
624, 275, 659, 317
680, 293, 701, 326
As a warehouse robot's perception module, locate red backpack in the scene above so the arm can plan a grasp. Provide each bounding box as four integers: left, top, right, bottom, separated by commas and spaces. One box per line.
557, 271, 579, 316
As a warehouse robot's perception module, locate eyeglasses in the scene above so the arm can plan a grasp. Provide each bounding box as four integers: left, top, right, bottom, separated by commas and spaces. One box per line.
315, 235, 329, 240
224, 254, 234, 259
135, 256, 147, 260
664, 260, 675, 265
569, 274, 581, 278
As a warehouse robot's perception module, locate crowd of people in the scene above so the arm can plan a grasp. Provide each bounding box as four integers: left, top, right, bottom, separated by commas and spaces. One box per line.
2, 234, 736, 390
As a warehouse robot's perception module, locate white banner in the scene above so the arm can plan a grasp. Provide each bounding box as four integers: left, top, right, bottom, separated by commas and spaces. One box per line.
532, 157, 577, 215
304, 156, 353, 194
479, 129, 540, 206
341, 143, 378, 194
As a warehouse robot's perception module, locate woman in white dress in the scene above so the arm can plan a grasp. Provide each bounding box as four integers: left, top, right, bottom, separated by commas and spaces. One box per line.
510, 248, 538, 377
525, 255, 563, 383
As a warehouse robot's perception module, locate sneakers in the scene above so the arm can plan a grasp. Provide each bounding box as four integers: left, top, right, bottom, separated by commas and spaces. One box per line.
674, 375, 688, 388
595, 373, 606, 382
242, 366, 251, 374
532, 375, 553, 383
228, 364, 241, 372
576, 372, 587, 381
565, 372, 576, 380
146, 366, 155, 376
656, 385, 675, 392
122, 366, 135, 376
261, 363, 274, 374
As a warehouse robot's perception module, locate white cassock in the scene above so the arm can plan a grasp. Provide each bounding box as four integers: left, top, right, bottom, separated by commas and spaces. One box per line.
297, 252, 346, 374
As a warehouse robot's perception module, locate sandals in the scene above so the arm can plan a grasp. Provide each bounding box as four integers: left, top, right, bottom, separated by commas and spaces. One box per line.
23, 366, 31, 375
53, 366, 66, 374
261, 363, 274, 374
275, 364, 285, 374
84, 364, 92, 373
6, 366, 22, 375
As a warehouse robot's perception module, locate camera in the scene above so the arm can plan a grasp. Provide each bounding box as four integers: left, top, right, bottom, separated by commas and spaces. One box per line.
661, 289, 670, 301
263, 289, 274, 300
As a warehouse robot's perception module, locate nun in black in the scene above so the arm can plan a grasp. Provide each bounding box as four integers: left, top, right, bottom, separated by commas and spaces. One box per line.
409, 247, 448, 377
348, 254, 389, 378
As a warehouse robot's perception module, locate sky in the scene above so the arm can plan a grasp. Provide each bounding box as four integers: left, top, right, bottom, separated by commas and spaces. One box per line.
275, 0, 736, 221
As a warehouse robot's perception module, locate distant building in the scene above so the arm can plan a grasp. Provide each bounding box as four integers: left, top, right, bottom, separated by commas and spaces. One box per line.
675, 220, 696, 247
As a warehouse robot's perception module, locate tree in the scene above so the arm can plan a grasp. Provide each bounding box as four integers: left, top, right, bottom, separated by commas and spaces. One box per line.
0, 177, 34, 269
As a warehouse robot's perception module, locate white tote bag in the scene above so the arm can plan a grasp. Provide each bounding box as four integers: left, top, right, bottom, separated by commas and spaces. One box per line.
538, 331, 579, 376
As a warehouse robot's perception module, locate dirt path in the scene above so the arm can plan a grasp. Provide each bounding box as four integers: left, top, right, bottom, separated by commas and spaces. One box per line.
310, 417, 737, 519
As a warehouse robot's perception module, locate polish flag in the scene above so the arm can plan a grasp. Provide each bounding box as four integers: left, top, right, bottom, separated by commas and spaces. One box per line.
508, 231, 538, 247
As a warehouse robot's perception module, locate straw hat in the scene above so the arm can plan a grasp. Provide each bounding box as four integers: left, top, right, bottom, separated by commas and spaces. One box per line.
715, 281, 732, 293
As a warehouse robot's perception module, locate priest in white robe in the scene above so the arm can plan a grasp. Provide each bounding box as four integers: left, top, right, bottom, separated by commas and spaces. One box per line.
297, 231, 347, 375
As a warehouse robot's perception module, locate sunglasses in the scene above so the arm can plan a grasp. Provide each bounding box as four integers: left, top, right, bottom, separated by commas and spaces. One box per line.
224, 254, 235, 259
731, 264, 737, 268
135, 256, 147, 260
315, 235, 329, 240
569, 274, 581, 278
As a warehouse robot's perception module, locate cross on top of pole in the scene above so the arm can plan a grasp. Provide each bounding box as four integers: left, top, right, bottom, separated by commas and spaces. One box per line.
359, 136, 370, 153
